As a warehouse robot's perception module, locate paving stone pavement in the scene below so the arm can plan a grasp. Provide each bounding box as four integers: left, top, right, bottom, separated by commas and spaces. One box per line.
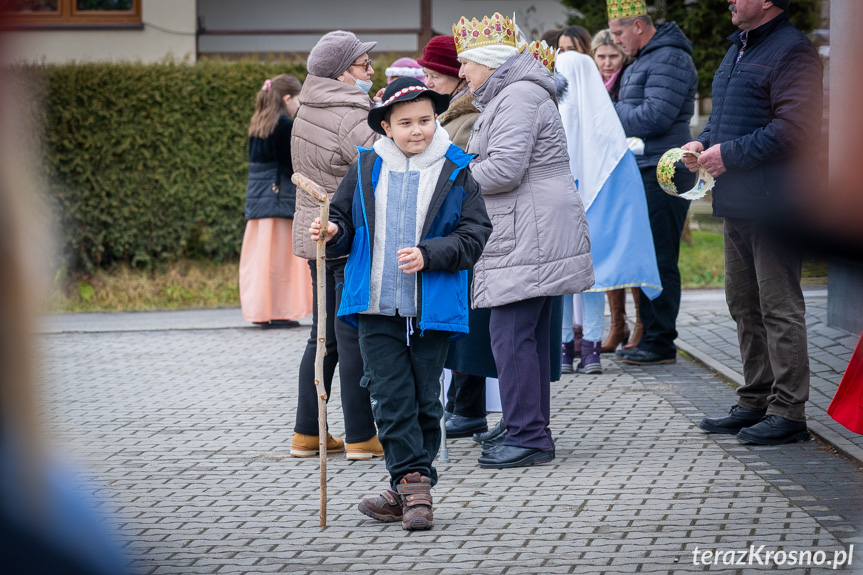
676, 286, 863, 463
36, 292, 863, 575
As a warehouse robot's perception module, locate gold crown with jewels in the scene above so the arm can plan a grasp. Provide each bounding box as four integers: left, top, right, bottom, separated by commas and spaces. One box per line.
453, 12, 517, 54
524, 40, 556, 73
607, 0, 648, 20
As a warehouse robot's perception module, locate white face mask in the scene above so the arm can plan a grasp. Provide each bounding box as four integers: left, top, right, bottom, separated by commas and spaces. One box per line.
347, 71, 374, 94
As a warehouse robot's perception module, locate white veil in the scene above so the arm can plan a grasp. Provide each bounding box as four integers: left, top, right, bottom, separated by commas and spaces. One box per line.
556, 50, 629, 211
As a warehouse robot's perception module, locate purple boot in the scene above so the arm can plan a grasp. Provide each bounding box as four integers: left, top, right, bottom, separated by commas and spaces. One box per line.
577, 340, 602, 374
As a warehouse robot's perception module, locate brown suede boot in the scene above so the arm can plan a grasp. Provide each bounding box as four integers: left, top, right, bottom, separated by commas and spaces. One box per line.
621, 288, 643, 351
572, 325, 583, 357
358, 487, 403, 522
396, 472, 433, 531
601, 289, 630, 353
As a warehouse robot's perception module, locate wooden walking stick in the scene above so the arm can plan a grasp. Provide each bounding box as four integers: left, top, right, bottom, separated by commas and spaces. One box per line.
292, 172, 330, 527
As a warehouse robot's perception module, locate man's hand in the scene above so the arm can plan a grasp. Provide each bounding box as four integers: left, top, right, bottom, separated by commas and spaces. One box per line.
698, 144, 726, 177
680, 141, 704, 172
397, 247, 425, 275
310, 217, 338, 242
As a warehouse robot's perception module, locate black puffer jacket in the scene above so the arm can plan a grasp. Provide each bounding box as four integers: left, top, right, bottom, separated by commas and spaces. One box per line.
615, 22, 697, 169
697, 12, 823, 219
244, 115, 296, 220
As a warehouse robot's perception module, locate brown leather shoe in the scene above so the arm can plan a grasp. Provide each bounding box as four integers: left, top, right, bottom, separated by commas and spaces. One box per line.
601, 289, 630, 353
396, 472, 433, 531
621, 288, 643, 351
358, 487, 403, 522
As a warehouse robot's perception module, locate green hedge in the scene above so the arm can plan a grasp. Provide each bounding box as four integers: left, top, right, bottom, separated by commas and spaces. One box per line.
15, 56, 394, 273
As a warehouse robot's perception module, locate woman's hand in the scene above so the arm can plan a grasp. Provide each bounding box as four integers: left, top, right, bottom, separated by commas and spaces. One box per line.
310, 218, 338, 242
397, 247, 425, 275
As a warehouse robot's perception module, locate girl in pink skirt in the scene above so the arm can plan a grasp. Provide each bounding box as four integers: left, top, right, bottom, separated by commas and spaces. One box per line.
240, 74, 313, 328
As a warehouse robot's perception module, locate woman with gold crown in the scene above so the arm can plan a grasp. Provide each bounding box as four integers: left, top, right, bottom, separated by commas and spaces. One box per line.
454, 13, 594, 469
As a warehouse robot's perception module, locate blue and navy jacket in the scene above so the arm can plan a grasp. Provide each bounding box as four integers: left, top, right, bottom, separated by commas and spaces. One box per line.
615, 22, 697, 170
697, 12, 823, 220
325, 144, 492, 338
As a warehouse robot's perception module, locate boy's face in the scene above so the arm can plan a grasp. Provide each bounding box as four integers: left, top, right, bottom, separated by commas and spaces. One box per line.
380, 99, 437, 158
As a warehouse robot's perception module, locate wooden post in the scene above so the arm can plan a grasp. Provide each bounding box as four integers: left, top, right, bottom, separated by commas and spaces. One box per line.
292, 172, 330, 527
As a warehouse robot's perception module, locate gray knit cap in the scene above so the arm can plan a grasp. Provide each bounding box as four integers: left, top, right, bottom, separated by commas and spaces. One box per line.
307, 30, 377, 79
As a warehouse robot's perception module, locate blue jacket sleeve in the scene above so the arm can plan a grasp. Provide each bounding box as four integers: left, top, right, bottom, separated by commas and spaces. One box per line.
417, 170, 492, 274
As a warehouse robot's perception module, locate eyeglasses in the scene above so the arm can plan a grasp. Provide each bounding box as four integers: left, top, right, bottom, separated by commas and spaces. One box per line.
351, 59, 372, 72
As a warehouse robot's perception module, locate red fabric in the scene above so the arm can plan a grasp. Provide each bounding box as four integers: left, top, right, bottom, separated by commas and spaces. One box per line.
827, 333, 863, 435
417, 35, 461, 78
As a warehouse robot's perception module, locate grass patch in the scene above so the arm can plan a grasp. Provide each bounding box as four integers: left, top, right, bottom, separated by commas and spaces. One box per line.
47, 259, 240, 313
680, 229, 726, 288
44, 225, 829, 313
679, 223, 828, 288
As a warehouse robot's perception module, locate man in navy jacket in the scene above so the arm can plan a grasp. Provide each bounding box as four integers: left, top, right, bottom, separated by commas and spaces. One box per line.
687, 0, 822, 445
608, 0, 697, 366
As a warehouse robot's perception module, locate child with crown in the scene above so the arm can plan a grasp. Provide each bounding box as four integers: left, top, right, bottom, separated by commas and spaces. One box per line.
310, 77, 492, 530
452, 13, 594, 469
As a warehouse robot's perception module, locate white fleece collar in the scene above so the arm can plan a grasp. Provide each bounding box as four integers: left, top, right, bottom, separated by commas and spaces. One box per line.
372, 123, 452, 171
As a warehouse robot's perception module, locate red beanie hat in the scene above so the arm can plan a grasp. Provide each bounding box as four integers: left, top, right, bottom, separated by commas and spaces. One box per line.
417, 35, 461, 78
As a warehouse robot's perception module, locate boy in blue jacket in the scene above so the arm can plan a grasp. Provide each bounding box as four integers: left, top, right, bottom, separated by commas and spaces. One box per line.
310, 77, 491, 530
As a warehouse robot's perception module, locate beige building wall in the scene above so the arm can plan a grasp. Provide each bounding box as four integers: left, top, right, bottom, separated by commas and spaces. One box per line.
3, 0, 196, 64
196, 0, 570, 54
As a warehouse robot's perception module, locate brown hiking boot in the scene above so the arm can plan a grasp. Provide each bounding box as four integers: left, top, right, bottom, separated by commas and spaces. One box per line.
358, 487, 403, 522
396, 472, 433, 531
290, 432, 344, 458
345, 434, 385, 460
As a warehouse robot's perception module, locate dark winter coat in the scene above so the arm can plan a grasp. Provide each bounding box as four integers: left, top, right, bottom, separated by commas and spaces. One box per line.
326, 144, 492, 337
244, 115, 296, 220
615, 22, 697, 169
696, 12, 823, 219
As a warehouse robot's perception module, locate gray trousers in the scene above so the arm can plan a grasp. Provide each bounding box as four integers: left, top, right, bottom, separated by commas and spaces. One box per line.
724, 218, 810, 421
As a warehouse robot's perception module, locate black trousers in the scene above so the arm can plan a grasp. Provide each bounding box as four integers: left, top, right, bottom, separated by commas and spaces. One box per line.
358, 314, 450, 488
446, 373, 486, 419
293, 259, 377, 443
637, 167, 691, 358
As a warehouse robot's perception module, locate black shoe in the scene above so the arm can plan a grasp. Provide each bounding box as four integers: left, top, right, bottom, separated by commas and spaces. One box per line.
473, 418, 506, 444
699, 405, 767, 434
619, 348, 676, 365
446, 414, 488, 438
254, 320, 300, 329
481, 431, 507, 454
478, 445, 555, 469
615, 347, 636, 359
736, 415, 810, 445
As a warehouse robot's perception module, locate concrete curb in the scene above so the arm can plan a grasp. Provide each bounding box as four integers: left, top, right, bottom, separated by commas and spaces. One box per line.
676, 339, 863, 467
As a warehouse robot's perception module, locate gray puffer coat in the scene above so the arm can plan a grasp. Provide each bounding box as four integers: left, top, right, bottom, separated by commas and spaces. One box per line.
467, 50, 593, 309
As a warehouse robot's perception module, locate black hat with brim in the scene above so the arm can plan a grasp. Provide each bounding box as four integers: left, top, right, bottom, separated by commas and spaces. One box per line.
368, 77, 450, 135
